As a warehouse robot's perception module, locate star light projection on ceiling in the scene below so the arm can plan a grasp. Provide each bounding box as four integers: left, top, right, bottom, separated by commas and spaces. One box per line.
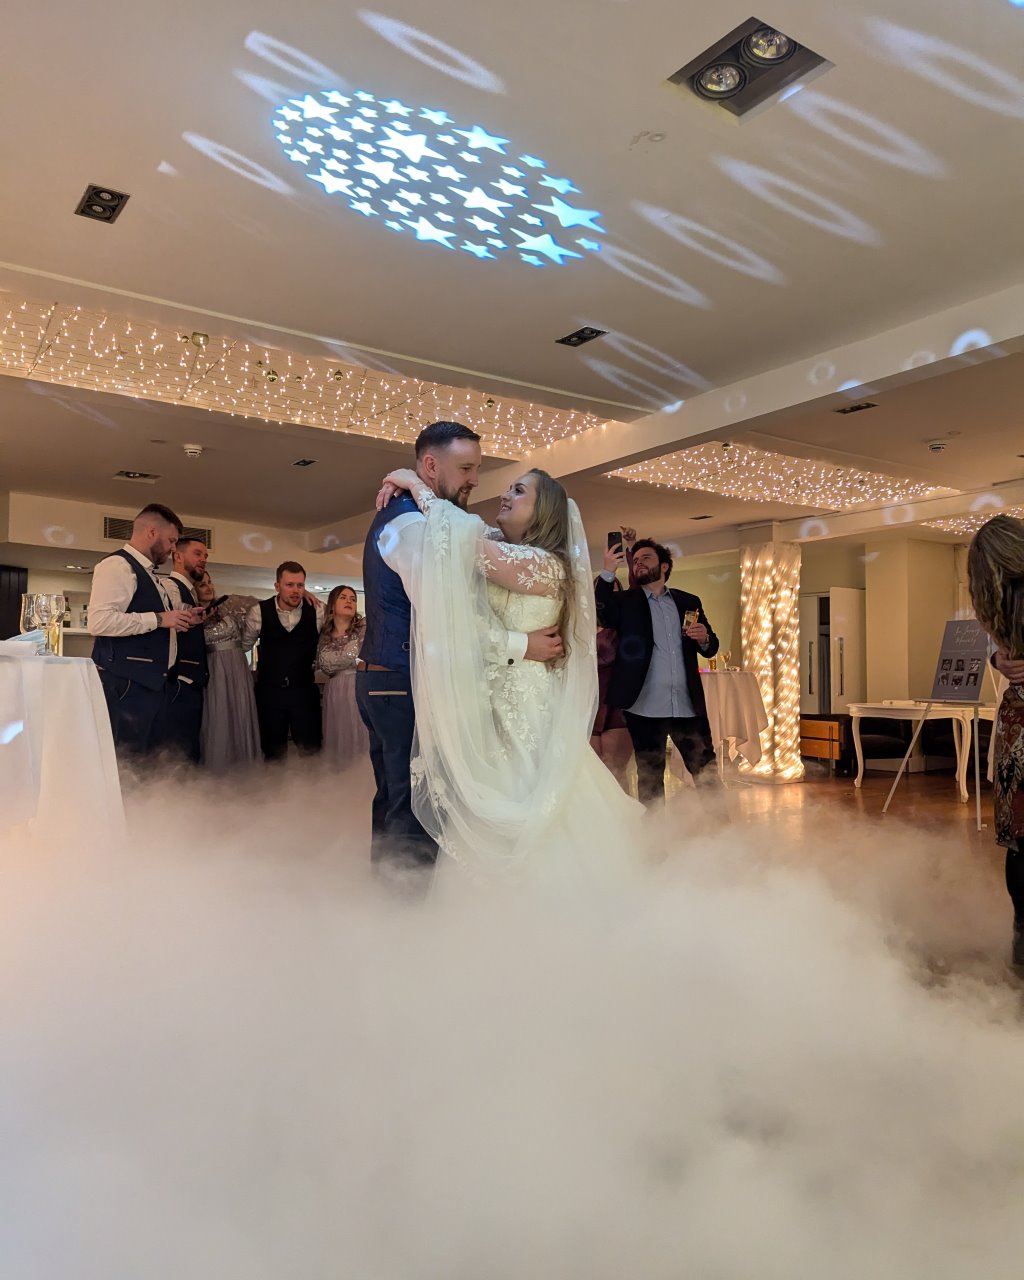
0, 296, 603, 457
272, 90, 605, 267
609, 442, 959, 511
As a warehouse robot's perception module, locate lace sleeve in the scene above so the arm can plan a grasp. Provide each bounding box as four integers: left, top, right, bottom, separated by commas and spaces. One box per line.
475, 540, 564, 597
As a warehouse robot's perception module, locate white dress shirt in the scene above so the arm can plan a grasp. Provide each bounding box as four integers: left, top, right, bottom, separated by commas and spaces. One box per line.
242, 597, 326, 652
378, 509, 528, 665
167, 570, 198, 606
88, 544, 176, 665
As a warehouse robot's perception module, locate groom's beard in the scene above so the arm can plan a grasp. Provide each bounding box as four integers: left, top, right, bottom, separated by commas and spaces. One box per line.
437, 481, 472, 509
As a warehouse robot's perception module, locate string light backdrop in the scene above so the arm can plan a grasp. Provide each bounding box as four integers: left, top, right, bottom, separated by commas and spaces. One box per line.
923, 505, 1024, 536
611, 441, 956, 511
0, 296, 604, 458
740, 542, 804, 781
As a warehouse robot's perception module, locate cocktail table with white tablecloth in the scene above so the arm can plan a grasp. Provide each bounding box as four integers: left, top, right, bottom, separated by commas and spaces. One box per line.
700, 670, 770, 768
0, 653, 124, 837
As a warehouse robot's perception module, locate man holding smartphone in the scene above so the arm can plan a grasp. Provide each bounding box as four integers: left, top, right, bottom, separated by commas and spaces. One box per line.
595, 537, 719, 806
164, 535, 211, 763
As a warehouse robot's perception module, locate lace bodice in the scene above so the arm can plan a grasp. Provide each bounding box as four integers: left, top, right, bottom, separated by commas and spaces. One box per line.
486, 581, 561, 631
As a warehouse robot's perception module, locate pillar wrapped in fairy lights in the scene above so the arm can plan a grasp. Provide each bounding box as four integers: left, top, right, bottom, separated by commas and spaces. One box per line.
740, 542, 804, 781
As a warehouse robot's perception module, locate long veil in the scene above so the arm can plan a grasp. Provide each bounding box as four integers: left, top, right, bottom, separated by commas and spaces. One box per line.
409, 498, 598, 878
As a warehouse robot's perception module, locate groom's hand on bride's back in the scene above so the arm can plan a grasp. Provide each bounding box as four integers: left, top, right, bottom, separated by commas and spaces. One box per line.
525, 626, 563, 663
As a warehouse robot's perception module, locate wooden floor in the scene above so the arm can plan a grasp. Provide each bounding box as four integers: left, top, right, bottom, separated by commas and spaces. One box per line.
731, 766, 996, 858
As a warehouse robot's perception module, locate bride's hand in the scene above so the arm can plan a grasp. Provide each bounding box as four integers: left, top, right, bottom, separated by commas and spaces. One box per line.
375, 468, 421, 511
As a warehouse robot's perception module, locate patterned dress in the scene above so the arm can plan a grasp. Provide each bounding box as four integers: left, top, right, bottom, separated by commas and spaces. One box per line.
315, 622, 369, 769
201, 597, 261, 772
995, 682, 1024, 848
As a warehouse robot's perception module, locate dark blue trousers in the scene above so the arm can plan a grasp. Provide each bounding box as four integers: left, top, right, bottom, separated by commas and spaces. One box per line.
356, 669, 437, 881
98, 670, 173, 758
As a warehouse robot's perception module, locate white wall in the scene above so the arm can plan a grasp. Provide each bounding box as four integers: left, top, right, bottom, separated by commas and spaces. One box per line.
800, 541, 866, 595
4, 492, 361, 584
673, 555, 742, 662
865, 537, 958, 700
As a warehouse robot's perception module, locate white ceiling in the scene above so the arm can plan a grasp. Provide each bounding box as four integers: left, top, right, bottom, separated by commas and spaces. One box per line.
1, 0, 1023, 563
1, 0, 1022, 415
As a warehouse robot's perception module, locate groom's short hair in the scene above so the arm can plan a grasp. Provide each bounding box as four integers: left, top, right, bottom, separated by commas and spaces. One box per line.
415, 421, 481, 457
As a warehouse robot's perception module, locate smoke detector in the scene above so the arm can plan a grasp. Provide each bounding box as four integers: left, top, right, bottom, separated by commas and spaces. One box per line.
183, 443, 203, 459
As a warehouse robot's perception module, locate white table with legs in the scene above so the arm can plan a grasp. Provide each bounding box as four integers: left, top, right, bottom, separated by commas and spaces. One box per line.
848, 700, 997, 804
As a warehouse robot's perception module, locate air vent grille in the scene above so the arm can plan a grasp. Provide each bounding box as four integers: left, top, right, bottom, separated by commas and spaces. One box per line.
833, 401, 878, 415
103, 516, 213, 551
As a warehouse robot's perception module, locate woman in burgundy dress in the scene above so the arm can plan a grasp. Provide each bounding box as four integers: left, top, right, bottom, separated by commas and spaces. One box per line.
968, 514, 1024, 966
590, 528, 636, 791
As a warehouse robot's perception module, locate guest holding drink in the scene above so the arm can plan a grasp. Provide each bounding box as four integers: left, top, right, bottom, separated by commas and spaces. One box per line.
316, 585, 369, 769
591, 526, 636, 791
197, 573, 261, 773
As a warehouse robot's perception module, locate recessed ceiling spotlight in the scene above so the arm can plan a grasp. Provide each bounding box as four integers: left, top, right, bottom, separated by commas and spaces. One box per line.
689, 514, 714, 521
114, 469, 160, 482
833, 401, 878, 415
64, 563, 89, 571
556, 325, 608, 347
668, 18, 830, 119
741, 27, 796, 64
75, 183, 130, 224
292, 458, 317, 467
190, 331, 209, 348
694, 62, 747, 99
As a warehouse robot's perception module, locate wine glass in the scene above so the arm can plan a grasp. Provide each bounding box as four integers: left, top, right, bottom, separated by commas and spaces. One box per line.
721, 650, 733, 671
33, 594, 65, 656
19, 593, 40, 636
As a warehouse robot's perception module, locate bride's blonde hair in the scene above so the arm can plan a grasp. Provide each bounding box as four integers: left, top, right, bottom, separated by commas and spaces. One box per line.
518, 468, 577, 662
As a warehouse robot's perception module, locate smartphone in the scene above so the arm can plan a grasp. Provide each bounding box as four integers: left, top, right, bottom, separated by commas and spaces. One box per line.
607, 530, 624, 552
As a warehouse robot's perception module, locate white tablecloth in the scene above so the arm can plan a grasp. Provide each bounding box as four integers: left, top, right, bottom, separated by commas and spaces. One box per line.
0, 654, 124, 837
699, 670, 770, 766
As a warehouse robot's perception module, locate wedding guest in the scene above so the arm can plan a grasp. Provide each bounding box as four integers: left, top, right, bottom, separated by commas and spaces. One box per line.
316, 585, 369, 769
967, 515, 1024, 967
197, 572, 261, 773
88, 503, 201, 758
595, 537, 719, 806
243, 561, 324, 761
591, 527, 637, 791
164, 536, 210, 763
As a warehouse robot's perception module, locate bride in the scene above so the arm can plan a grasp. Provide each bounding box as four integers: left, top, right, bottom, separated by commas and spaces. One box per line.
379, 465, 643, 893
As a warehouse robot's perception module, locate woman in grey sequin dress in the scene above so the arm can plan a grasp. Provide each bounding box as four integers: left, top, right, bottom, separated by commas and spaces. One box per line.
316, 585, 369, 769
197, 576, 261, 773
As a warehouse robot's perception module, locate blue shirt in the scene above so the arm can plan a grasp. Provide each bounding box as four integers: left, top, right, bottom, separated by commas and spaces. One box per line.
629, 587, 696, 719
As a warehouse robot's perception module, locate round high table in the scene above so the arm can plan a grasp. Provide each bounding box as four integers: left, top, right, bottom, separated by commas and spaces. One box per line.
0, 653, 124, 838
668, 669, 769, 783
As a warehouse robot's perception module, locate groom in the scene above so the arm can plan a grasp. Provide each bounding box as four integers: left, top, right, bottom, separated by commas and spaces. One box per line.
357, 420, 564, 885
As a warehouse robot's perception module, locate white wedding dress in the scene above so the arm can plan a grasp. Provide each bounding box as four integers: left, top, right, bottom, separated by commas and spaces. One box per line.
409, 492, 643, 894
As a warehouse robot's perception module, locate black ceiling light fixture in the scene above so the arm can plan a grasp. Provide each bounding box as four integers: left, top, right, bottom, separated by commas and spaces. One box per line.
668, 17, 830, 119
75, 184, 130, 224
292, 458, 317, 467
556, 325, 608, 348
833, 401, 878, 415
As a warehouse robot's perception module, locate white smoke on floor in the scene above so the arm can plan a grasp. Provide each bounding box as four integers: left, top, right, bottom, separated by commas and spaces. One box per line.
2, 768, 1024, 1280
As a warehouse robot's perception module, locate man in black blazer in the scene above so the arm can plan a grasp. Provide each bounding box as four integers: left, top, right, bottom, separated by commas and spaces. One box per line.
595, 538, 719, 806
